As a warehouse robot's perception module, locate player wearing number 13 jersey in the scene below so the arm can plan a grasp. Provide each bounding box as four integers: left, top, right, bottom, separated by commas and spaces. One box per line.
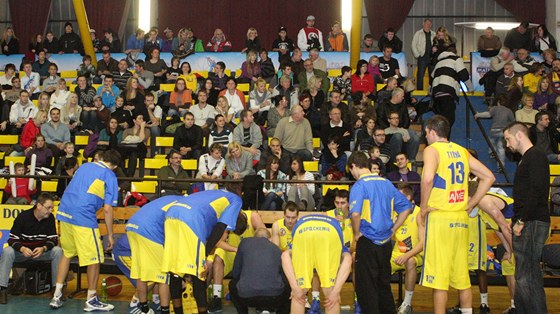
419, 115, 495, 314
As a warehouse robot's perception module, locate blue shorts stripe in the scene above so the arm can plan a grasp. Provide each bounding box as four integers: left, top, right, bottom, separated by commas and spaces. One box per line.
92, 228, 101, 263
419, 212, 429, 285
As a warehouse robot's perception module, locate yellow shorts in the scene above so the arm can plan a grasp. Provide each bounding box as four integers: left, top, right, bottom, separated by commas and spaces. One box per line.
59, 221, 104, 266
421, 211, 470, 291
292, 220, 342, 289
468, 215, 488, 271
161, 219, 206, 279
127, 231, 169, 284
502, 253, 515, 276
214, 248, 236, 276
390, 251, 423, 273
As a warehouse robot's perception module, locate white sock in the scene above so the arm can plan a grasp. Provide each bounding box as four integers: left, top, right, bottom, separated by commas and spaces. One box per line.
130, 297, 139, 308
312, 291, 320, 300
511, 299, 515, 308
54, 283, 64, 297
213, 284, 222, 297
480, 293, 488, 305
460, 308, 472, 314
152, 294, 160, 304
87, 289, 97, 299
402, 290, 414, 306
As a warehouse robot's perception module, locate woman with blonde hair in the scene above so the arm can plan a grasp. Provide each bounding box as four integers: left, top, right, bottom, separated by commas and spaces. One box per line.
325, 21, 349, 52
534, 76, 558, 112
242, 27, 260, 53
431, 26, 456, 62
61, 92, 82, 134
214, 95, 235, 125
225, 141, 255, 179
1, 26, 19, 55
305, 75, 325, 109
239, 50, 261, 85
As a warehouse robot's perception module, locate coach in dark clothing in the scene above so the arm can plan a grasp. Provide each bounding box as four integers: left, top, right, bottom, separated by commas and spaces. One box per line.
504, 122, 550, 314
229, 229, 290, 314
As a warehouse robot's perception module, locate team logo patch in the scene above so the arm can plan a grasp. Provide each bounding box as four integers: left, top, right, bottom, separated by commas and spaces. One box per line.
279, 229, 286, 236
448, 190, 465, 203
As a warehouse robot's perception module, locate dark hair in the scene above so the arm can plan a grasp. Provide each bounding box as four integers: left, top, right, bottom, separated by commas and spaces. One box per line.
49, 63, 58, 70
104, 74, 114, 80
37, 192, 54, 205
4, 63, 16, 72
175, 78, 187, 92
363, 34, 374, 40
334, 189, 349, 200
355, 59, 368, 75
102, 149, 122, 166
240, 109, 252, 121
520, 21, 529, 29
425, 115, 450, 138
135, 59, 145, 68
64, 157, 78, 170
216, 61, 226, 70
280, 62, 291, 71
284, 200, 300, 214
385, 27, 395, 34
341, 66, 352, 75
538, 24, 551, 37
209, 143, 223, 153
233, 212, 248, 235
396, 183, 413, 199
273, 94, 287, 107
183, 111, 194, 119
168, 149, 182, 159
504, 122, 529, 138
180, 61, 192, 74
289, 155, 305, 178
535, 110, 550, 124
351, 91, 364, 104
265, 155, 280, 189
348, 151, 370, 169
226, 77, 237, 86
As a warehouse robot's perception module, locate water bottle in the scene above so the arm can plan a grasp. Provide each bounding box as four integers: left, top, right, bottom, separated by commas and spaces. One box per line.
101, 278, 108, 303
336, 208, 345, 230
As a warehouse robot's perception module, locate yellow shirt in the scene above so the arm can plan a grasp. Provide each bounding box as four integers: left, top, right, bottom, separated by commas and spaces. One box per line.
393, 206, 422, 255
276, 218, 293, 251
326, 209, 353, 248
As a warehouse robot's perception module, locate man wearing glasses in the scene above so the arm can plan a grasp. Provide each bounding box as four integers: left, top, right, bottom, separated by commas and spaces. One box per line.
0, 193, 62, 304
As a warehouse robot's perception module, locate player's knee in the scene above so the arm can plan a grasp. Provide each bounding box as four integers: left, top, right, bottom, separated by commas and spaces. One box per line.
405, 257, 417, 270
2, 246, 15, 260
51, 246, 63, 257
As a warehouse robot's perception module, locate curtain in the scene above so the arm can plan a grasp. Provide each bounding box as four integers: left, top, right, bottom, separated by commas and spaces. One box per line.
364, 0, 415, 39
157, 0, 340, 52
84, 0, 128, 42
494, 0, 545, 24
9, 0, 52, 54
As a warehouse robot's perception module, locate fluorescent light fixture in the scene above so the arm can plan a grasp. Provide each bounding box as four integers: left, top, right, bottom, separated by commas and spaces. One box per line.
341, 0, 352, 34
474, 22, 520, 30
138, 0, 151, 32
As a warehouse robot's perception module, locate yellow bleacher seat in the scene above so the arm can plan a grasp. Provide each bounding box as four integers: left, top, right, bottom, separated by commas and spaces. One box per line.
92, 84, 102, 90
75, 135, 89, 146
234, 117, 240, 124
156, 136, 174, 148
0, 134, 19, 145
303, 160, 319, 172
322, 184, 349, 195
238, 83, 250, 92
376, 83, 387, 91
68, 84, 77, 91
327, 69, 341, 77
41, 180, 58, 192
131, 181, 157, 194
160, 84, 175, 92
224, 70, 231, 76
0, 178, 7, 189
32, 99, 38, 107
551, 165, 560, 176
235, 69, 242, 77
60, 70, 77, 79
312, 138, 321, 149
4, 156, 25, 166
144, 158, 168, 170
181, 159, 197, 170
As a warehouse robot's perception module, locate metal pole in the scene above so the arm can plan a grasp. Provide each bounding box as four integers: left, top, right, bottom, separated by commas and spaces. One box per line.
349, 0, 362, 67
72, 0, 97, 66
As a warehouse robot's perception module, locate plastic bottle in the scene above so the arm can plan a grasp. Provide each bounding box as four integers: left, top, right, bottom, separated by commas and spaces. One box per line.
101, 278, 108, 303
336, 208, 345, 230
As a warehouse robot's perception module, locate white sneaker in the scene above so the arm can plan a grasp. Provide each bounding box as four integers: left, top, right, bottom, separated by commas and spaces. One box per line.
49, 295, 63, 309
397, 303, 413, 314
83, 295, 115, 312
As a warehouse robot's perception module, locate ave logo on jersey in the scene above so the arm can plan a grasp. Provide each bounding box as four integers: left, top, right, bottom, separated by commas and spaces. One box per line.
448, 190, 465, 203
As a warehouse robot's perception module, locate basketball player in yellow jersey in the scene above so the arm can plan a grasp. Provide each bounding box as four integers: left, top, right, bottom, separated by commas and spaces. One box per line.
272, 201, 300, 251
392, 183, 425, 314
209, 210, 266, 312
419, 115, 495, 314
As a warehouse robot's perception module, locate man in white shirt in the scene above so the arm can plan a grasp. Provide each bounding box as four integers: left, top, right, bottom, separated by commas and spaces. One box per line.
189, 90, 215, 129
9, 90, 38, 134
20, 61, 41, 100
297, 15, 324, 51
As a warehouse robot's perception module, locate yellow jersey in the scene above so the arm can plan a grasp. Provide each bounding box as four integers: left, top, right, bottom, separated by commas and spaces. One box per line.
276, 218, 293, 251
326, 209, 353, 248
225, 210, 254, 247
393, 206, 422, 255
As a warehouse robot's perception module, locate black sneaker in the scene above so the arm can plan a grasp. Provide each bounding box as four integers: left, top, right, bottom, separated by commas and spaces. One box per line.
503, 307, 516, 314
479, 304, 490, 314
446, 305, 461, 314
208, 296, 222, 313
0, 288, 7, 304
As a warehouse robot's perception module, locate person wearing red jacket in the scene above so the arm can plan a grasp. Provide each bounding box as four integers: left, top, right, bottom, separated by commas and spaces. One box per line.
351, 59, 375, 97
4, 163, 36, 204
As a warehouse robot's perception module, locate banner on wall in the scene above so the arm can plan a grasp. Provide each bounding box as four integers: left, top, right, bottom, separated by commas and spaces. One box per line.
0, 52, 408, 77
470, 52, 544, 92
0, 204, 34, 250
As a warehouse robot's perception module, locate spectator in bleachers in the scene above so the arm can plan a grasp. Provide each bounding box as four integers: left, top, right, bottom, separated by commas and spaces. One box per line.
9, 109, 46, 156
238, 50, 261, 85
41, 107, 70, 158
477, 27, 502, 56
379, 46, 402, 82
269, 62, 292, 90
112, 59, 133, 90
189, 90, 215, 129
249, 78, 272, 124
225, 141, 255, 179
523, 63, 544, 94
89, 29, 101, 52
133, 59, 155, 91
386, 153, 421, 203
55, 157, 78, 198
258, 155, 287, 210
378, 27, 403, 53
0, 63, 17, 88
309, 48, 327, 73
166, 56, 181, 83
411, 18, 435, 90
286, 155, 315, 211
233, 109, 263, 161
355, 116, 376, 151
360, 33, 378, 52
333, 65, 352, 101
297, 15, 324, 51
271, 75, 299, 109
144, 93, 162, 156
274, 104, 313, 161
372, 127, 392, 166
272, 26, 294, 64
351, 59, 375, 99
94, 94, 111, 131
60, 92, 82, 135
124, 28, 145, 55
209, 61, 229, 91
367, 55, 384, 85
120, 113, 149, 177
531, 24, 557, 53
259, 49, 275, 83
512, 48, 535, 75
43, 31, 59, 54
49, 79, 70, 110
541, 48, 556, 74
20, 61, 40, 100
96, 74, 119, 112
172, 27, 204, 54
206, 28, 232, 52
208, 114, 233, 155
320, 134, 347, 180
97, 117, 123, 151
529, 111, 560, 164
157, 149, 191, 195
168, 78, 193, 117
25, 134, 53, 169
431, 27, 456, 64
177, 61, 197, 92
197, 143, 226, 191
76, 55, 96, 85
305, 74, 326, 109
96, 50, 119, 82
9, 90, 38, 135
42, 63, 60, 94
258, 137, 291, 174
121, 77, 146, 118
376, 76, 398, 105
80, 94, 99, 132
75, 74, 96, 108
36, 92, 50, 114
267, 95, 290, 137
174, 111, 203, 160
54, 142, 76, 175
548, 58, 560, 95
317, 90, 350, 125
242, 27, 260, 53
143, 28, 162, 55
160, 27, 174, 53
377, 88, 415, 127
300, 92, 321, 138
534, 77, 558, 111
384, 111, 420, 162
503, 74, 524, 112
28, 33, 44, 56
32, 50, 51, 83
1, 26, 19, 55
297, 59, 330, 95
325, 21, 349, 52
495, 62, 515, 98
219, 77, 246, 117
349, 91, 375, 130
516, 93, 539, 126
111, 95, 132, 129
58, 22, 83, 54
322, 106, 351, 152
3, 162, 36, 204
289, 48, 304, 84
214, 96, 235, 125
144, 47, 167, 88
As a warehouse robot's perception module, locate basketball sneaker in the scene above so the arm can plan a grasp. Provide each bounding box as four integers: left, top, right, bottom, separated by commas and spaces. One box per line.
353, 301, 362, 314
49, 295, 63, 309
208, 296, 222, 313
150, 302, 161, 313
397, 303, 413, 314
503, 307, 516, 314
308, 299, 321, 314
84, 295, 115, 312
446, 305, 461, 314
479, 304, 490, 314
